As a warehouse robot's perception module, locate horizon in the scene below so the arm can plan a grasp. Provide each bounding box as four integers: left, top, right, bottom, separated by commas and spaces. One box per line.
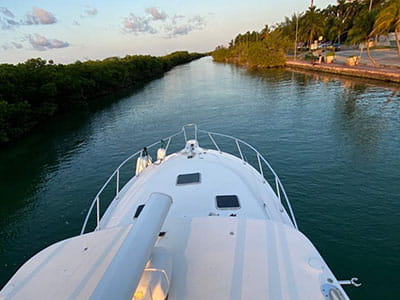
1, 0, 335, 64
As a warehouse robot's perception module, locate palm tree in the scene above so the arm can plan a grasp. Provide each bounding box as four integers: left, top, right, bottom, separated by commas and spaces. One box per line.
348, 9, 379, 66
260, 25, 270, 40
372, 0, 400, 56
333, 0, 351, 44
300, 6, 325, 48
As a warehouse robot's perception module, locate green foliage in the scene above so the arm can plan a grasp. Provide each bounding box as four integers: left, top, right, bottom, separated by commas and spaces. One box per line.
254, 0, 388, 48
372, 0, 400, 35
348, 10, 377, 44
212, 46, 233, 63
0, 100, 32, 143
0, 51, 205, 144
212, 31, 287, 67
372, 0, 400, 55
247, 42, 286, 67
300, 6, 326, 46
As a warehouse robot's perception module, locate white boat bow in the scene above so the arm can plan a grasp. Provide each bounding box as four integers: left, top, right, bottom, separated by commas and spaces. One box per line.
0, 124, 355, 300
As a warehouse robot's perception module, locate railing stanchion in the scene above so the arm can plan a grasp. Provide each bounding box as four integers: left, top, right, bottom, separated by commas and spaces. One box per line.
116, 170, 120, 198
183, 128, 187, 142
165, 137, 172, 153
236, 139, 244, 161
208, 133, 221, 152
257, 153, 264, 177
96, 196, 100, 231
275, 176, 281, 203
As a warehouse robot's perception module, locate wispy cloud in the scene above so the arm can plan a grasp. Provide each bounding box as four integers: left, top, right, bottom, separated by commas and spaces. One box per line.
85, 8, 98, 16
145, 7, 167, 21
1, 7, 58, 30
25, 7, 57, 25
123, 13, 156, 34
171, 14, 185, 25
27, 34, 69, 51
6, 19, 18, 26
1, 41, 23, 50
164, 15, 207, 38
1, 43, 12, 50
82, 7, 98, 18
122, 9, 207, 38
12, 42, 23, 49
0, 17, 15, 29
0, 7, 14, 18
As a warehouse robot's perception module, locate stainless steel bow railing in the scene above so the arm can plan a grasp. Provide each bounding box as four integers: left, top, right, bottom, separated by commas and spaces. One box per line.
80, 124, 297, 234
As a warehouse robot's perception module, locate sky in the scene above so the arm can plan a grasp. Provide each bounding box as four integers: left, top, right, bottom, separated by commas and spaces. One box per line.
0, 0, 335, 64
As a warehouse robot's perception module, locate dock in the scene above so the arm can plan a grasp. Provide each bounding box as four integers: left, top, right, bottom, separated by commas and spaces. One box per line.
286, 60, 400, 84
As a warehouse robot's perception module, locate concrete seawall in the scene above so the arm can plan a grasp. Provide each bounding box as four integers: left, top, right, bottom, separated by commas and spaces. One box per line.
286, 60, 400, 84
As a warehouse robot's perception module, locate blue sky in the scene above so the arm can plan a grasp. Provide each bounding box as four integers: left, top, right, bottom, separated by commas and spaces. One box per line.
0, 0, 335, 64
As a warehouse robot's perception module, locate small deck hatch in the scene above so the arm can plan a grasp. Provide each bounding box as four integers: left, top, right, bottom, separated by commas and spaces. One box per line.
176, 173, 201, 185
216, 195, 240, 209
134, 204, 145, 218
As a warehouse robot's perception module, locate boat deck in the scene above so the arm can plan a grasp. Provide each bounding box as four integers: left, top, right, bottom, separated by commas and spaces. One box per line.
100, 148, 291, 229
158, 217, 338, 300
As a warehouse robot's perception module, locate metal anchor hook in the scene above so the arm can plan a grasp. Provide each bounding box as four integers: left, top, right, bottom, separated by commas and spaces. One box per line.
338, 277, 362, 287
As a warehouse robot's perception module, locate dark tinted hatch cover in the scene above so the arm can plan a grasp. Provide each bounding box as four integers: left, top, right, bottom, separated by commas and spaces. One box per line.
176, 173, 201, 185
216, 195, 240, 209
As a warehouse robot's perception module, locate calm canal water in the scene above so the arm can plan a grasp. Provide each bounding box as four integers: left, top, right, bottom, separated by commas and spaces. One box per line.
0, 57, 399, 299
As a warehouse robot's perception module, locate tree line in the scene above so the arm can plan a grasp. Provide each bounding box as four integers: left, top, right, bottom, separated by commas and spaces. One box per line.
0, 51, 205, 144
213, 0, 400, 66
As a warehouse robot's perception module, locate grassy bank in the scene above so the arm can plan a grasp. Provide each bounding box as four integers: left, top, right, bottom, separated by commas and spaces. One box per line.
0, 51, 205, 144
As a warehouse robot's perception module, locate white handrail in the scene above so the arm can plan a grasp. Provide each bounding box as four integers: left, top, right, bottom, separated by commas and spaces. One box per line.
198, 129, 298, 229
80, 125, 298, 234
80, 129, 184, 235
182, 124, 198, 141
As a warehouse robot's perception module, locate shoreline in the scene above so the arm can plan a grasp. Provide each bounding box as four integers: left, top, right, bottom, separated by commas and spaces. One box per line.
286, 60, 400, 84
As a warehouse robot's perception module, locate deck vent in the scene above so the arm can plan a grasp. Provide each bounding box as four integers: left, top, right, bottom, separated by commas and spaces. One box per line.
134, 204, 145, 218
176, 172, 201, 185
216, 195, 240, 210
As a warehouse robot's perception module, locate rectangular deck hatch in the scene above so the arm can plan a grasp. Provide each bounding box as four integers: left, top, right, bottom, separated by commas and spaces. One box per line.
216, 195, 240, 209
134, 204, 145, 218
176, 173, 201, 185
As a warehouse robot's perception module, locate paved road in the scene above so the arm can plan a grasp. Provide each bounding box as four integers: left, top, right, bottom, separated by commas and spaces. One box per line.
334, 48, 400, 67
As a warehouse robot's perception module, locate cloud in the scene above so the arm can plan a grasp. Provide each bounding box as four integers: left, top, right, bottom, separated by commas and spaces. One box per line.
170, 24, 192, 36
0, 17, 15, 29
122, 9, 207, 38
6, 19, 19, 26
145, 7, 167, 21
171, 14, 184, 25
83, 7, 98, 17
164, 15, 207, 38
189, 15, 206, 27
0, 7, 14, 18
12, 42, 23, 49
123, 13, 156, 34
25, 7, 57, 25
1, 43, 12, 50
27, 34, 69, 51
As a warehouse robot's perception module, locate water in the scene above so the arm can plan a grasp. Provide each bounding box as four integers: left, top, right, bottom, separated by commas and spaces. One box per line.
0, 57, 399, 299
